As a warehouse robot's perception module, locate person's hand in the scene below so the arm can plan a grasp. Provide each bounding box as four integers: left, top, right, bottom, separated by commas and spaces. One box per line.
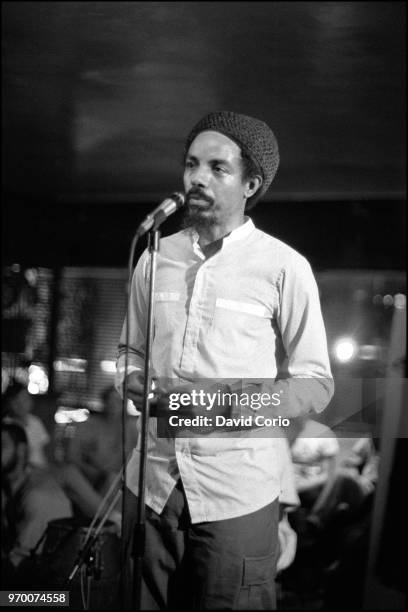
125, 372, 169, 415
125, 371, 145, 409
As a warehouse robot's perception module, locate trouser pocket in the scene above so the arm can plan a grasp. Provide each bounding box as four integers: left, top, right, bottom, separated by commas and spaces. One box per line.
237, 553, 277, 610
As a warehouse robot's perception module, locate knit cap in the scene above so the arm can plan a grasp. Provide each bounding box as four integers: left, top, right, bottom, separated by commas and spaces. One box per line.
184, 111, 279, 198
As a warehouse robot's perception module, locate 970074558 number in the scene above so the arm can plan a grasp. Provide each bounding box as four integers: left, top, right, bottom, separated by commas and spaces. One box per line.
0, 591, 69, 606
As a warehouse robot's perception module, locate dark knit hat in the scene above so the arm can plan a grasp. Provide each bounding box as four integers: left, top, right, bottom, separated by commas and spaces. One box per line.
184, 110, 279, 198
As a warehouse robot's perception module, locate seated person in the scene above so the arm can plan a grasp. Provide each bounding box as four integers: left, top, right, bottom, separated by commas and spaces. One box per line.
1, 420, 72, 572
307, 436, 379, 531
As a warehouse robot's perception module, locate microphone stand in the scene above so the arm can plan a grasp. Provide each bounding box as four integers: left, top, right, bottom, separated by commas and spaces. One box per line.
63, 485, 122, 589
131, 227, 160, 610
120, 193, 184, 609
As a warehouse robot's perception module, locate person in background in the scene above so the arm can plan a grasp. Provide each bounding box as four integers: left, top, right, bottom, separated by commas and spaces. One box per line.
68, 386, 138, 495
2, 378, 50, 468
1, 380, 122, 534
307, 435, 379, 531
1, 420, 72, 571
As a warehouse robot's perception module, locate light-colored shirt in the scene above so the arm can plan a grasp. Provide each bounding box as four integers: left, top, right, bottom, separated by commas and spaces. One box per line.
116, 218, 333, 523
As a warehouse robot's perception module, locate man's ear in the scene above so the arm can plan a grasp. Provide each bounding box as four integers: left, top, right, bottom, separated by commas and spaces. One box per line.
245, 175, 262, 199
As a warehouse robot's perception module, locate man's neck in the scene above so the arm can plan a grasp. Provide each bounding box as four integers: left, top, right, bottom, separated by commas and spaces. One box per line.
197, 215, 246, 248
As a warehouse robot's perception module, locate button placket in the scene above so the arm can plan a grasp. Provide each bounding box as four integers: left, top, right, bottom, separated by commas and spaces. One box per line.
180, 262, 208, 372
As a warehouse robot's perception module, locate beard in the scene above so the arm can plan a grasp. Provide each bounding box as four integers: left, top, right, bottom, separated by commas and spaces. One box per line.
182, 189, 216, 232
181, 205, 216, 232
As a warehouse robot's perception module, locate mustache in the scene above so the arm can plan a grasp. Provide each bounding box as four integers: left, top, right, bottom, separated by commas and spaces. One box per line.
186, 188, 214, 205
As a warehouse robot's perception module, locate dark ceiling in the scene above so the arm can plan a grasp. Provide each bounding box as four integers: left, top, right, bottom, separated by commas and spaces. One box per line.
2, 1, 406, 268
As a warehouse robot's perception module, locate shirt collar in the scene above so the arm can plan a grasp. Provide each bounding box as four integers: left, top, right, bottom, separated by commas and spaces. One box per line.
190, 217, 255, 258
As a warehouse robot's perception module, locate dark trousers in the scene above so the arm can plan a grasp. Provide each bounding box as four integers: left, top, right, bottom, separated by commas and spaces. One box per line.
123, 480, 279, 610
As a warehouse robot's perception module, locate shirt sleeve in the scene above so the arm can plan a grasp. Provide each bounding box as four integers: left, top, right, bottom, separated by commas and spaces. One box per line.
115, 249, 149, 397
271, 255, 334, 415
230, 255, 334, 418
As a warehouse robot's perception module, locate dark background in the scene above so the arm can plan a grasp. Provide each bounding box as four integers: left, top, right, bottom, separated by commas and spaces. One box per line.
2, 1, 406, 269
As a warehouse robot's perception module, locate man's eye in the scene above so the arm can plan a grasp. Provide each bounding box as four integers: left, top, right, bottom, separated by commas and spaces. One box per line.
214, 166, 226, 174
185, 161, 194, 169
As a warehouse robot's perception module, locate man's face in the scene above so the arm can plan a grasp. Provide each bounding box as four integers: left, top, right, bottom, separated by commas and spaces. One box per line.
1, 431, 18, 474
183, 131, 251, 231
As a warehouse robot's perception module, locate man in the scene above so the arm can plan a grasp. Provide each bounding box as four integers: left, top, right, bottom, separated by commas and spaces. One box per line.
116, 111, 333, 609
1, 420, 72, 571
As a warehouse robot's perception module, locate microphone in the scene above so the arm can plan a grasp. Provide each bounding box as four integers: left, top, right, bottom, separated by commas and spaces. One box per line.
137, 192, 185, 235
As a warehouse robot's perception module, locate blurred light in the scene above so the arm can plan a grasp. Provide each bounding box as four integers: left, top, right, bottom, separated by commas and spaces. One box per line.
383, 294, 394, 306
100, 360, 116, 373
372, 294, 383, 305
54, 408, 90, 424
28, 364, 49, 395
394, 293, 406, 309
24, 268, 38, 286
358, 345, 379, 361
54, 358, 87, 373
11, 263, 21, 273
333, 337, 357, 362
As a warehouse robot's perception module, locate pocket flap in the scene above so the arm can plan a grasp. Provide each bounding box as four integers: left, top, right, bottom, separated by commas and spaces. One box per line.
242, 554, 276, 586
215, 298, 269, 318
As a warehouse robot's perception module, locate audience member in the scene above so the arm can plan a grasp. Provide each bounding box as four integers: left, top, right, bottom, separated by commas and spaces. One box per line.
307, 436, 379, 531
1, 420, 72, 570
1, 378, 122, 536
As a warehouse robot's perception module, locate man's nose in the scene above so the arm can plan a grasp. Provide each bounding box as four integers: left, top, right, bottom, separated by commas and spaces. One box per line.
190, 165, 210, 187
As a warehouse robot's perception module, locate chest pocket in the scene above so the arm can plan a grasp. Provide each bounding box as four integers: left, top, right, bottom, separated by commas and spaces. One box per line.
210, 298, 272, 358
